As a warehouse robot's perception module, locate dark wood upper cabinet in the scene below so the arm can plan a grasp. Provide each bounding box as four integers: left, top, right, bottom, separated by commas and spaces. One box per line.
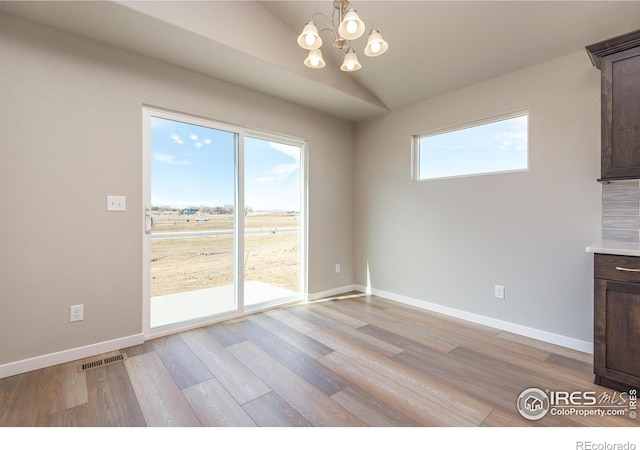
587, 30, 640, 182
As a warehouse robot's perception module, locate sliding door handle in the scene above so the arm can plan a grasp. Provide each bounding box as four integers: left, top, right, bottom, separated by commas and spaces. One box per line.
145, 207, 155, 235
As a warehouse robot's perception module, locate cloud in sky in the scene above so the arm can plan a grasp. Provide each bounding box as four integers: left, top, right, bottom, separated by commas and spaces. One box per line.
255, 176, 276, 184
273, 163, 298, 182
498, 115, 528, 151
254, 163, 299, 185
153, 153, 191, 165
253, 142, 300, 185
269, 142, 300, 162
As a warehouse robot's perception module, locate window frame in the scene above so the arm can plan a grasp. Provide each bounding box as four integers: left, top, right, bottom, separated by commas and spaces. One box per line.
412, 110, 529, 182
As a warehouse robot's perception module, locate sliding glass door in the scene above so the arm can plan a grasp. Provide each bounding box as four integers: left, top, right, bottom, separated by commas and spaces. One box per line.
143, 109, 305, 332
244, 136, 302, 310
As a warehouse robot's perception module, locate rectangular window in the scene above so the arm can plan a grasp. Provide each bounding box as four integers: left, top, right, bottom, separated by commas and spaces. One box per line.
414, 112, 528, 181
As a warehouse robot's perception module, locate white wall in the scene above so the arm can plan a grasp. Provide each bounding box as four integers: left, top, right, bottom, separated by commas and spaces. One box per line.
0, 12, 354, 369
354, 51, 602, 345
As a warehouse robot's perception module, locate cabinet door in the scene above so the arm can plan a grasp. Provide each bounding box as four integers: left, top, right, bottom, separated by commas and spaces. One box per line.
601, 46, 640, 180
594, 279, 640, 388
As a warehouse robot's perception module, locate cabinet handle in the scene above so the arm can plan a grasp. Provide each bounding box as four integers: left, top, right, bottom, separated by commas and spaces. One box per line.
615, 266, 640, 272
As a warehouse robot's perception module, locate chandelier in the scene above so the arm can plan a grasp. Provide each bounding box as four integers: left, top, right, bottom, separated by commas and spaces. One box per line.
296, 0, 389, 72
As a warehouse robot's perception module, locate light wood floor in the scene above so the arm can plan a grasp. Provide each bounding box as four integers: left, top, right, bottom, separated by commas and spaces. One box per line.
0, 293, 635, 427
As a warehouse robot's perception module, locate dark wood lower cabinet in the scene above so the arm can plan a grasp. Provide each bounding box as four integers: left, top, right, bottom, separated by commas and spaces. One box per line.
594, 254, 640, 391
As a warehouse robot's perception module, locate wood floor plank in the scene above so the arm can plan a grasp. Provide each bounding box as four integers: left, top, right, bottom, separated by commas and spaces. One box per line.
325, 299, 401, 326
0, 372, 39, 426
151, 333, 213, 390
122, 341, 156, 358
247, 313, 333, 359
392, 349, 519, 413
382, 302, 501, 338
242, 391, 313, 427
41, 360, 88, 414
544, 352, 595, 385
427, 346, 631, 427
205, 320, 249, 347
124, 352, 200, 426
324, 299, 461, 354
496, 330, 592, 364
263, 307, 319, 334
394, 311, 551, 366
86, 360, 146, 427
0, 376, 16, 425
227, 340, 366, 426
359, 323, 457, 355
480, 408, 534, 427
310, 329, 493, 425
38, 403, 93, 426
0, 361, 89, 426
318, 351, 474, 426
234, 319, 350, 396
183, 379, 256, 427
42, 361, 146, 427
450, 344, 594, 393
180, 328, 271, 405
331, 386, 420, 427
288, 307, 404, 357
337, 294, 391, 310
307, 304, 368, 328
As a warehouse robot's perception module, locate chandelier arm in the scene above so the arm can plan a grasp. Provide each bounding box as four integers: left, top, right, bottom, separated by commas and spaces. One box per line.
318, 27, 338, 41
361, 19, 377, 30
309, 12, 339, 41
310, 12, 333, 26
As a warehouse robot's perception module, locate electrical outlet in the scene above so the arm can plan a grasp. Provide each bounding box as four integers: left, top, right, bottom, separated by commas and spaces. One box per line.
70, 304, 84, 322
495, 285, 505, 299
335, 263, 341, 274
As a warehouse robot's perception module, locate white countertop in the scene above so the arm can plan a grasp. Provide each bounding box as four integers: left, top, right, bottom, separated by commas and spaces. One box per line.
586, 240, 640, 257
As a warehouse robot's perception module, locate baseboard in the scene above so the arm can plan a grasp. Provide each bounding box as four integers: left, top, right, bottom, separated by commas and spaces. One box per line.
307, 285, 361, 302
0, 333, 145, 379
355, 285, 593, 354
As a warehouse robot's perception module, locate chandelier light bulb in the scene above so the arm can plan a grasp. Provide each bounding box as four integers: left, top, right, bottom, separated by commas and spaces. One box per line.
340, 47, 361, 72
304, 48, 326, 69
305, 33, 316, 47
364, 29, 388, 57
297, 21, 322, 50
346, 20, 358, 34
338, 8, 365, 40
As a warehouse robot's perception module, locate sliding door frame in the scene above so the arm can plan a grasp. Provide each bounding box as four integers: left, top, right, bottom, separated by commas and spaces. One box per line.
142, 106, 307, 339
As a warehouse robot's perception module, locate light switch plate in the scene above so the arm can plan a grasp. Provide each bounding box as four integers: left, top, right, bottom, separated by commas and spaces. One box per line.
107, 195, 126, 211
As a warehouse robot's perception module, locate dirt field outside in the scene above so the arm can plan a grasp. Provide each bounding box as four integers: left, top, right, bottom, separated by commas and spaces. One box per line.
151, 212, 300, 297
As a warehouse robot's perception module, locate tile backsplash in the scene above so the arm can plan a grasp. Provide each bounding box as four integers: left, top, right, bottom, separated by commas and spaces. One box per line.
602, 180, 640, 242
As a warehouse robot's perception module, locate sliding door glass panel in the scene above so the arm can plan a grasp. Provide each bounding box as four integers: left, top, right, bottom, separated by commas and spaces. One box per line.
243, 136, 301, 308
150, 115, 237, 328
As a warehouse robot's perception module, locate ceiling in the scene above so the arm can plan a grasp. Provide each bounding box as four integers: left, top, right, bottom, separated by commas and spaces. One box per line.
2, 1, 640, 122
